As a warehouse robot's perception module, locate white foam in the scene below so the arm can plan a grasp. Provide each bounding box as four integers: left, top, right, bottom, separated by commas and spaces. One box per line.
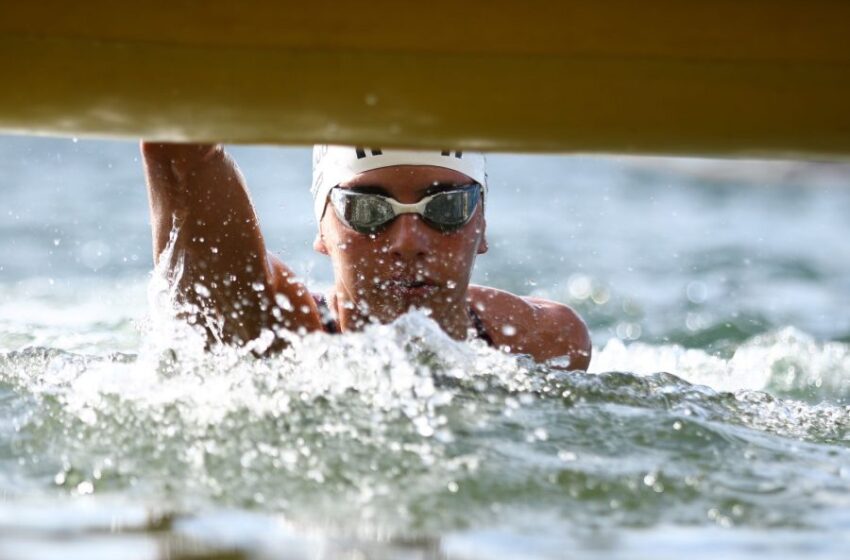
591, 327, 850, 397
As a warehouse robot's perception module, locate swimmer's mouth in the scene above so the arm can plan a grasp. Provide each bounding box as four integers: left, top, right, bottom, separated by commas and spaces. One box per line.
387, 278, 438, 291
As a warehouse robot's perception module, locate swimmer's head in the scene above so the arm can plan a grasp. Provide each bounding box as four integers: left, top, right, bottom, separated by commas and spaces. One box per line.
310, 145, 488, 329
311, 145, 487, 223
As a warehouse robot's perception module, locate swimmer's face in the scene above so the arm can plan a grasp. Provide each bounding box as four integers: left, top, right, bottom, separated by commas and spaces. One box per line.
314, 165, 487, 325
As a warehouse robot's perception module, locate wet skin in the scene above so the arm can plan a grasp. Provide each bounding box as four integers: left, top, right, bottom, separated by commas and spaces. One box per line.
141, 142, 591, 368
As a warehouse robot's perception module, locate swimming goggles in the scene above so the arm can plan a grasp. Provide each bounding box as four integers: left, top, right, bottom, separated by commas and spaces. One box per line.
328, 183, 482, 234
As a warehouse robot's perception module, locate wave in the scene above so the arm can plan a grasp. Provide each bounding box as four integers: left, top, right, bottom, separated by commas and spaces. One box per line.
592, 327, 850, 401
1, 313, 849, 543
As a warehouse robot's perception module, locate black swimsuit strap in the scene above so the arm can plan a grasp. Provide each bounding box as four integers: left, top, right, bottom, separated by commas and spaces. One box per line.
312, 294, 340, 334
312, 293, 494, 346
468, 305, 494, 346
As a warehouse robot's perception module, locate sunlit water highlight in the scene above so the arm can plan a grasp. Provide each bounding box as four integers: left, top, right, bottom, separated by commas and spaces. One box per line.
1, 136, 849, 559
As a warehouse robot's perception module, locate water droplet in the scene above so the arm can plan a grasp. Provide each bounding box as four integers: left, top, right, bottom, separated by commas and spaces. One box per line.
558, 450, 577, 462
568, 274, 592, 300
79, 240, 111, 271
78, 408, 97, 426
686, 281, 708, 304
413, 416, 434, 437
591, 287, 610, 305
275, 293, 293, 311
615, 322, 642, 340
501, 325, 517, 337
193, 283, 211, 298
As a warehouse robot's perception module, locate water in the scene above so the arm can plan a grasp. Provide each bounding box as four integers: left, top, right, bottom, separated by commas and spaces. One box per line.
1, 135, 849, 559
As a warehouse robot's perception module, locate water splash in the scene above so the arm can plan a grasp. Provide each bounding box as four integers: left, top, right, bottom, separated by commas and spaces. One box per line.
593, 327, 850, 401
1, 312, 849, 541
1, 250, 849, 555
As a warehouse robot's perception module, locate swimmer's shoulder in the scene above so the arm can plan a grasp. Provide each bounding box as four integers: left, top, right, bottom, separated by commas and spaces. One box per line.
468, 285, 591, 370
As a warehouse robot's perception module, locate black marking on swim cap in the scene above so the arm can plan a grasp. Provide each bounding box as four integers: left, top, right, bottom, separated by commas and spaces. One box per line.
356, 147, 383, 158
441, 150, 450, 156
456, 151, 463, 159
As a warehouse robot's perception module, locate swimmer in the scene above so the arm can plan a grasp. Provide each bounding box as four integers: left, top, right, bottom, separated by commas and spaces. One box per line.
141, 143, 591, 369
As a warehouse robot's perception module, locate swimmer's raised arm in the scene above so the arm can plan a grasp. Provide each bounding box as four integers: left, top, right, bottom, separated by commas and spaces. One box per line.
140, 142, 321, 349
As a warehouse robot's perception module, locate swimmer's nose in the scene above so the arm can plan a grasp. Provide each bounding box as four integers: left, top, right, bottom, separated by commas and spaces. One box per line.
386, 214, 430, 261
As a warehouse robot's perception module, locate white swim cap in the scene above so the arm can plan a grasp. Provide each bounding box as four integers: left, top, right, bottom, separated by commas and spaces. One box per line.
311, 145, 487, 223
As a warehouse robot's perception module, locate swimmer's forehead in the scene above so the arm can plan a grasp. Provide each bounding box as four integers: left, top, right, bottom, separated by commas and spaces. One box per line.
338, 165, 476, 196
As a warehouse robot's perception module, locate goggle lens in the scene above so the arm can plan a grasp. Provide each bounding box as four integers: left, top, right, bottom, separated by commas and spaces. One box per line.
344, 195, 395, 231
424, 188, 479, 230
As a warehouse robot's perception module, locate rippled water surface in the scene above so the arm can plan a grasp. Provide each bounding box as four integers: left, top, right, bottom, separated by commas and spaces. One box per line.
1, 136, 850, 559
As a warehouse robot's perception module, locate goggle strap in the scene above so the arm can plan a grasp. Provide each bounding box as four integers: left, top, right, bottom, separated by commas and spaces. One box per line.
383, 194, 436, 215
